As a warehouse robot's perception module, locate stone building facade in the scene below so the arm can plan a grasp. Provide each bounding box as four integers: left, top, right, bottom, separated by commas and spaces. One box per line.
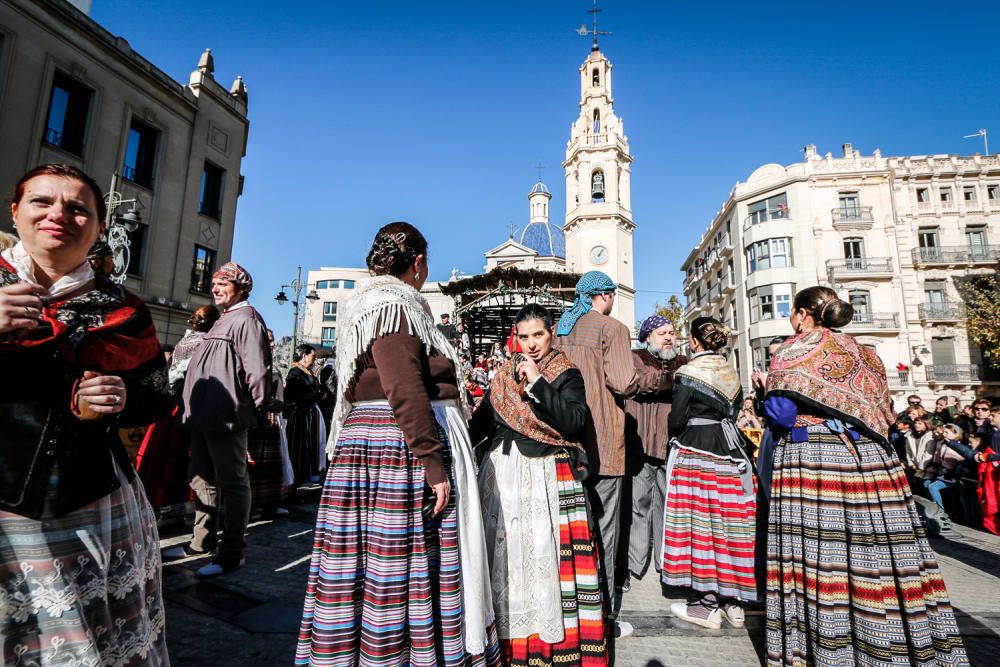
682, 143, 1000, 405
0, 0, 249, 343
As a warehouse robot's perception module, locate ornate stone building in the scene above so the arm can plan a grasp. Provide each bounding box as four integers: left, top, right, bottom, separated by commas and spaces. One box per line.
0, 0, 249, 343
682, 143, 1000, 404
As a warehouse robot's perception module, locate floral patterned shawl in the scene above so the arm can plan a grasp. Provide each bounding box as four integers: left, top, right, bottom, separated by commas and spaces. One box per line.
489, 348, 578, 449
765, 328, 893, 442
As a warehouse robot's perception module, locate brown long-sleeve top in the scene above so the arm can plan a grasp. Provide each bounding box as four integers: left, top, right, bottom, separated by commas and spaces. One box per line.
346, 319, 458, 485
625, 349, 689, 460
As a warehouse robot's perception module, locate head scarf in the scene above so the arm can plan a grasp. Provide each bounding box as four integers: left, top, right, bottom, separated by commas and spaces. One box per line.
556, 270, 616, 336
638, 314, 671, 342
213, 262, 253, 294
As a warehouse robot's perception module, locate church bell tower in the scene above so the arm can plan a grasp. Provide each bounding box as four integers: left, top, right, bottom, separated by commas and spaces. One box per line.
562, 44, 636, 330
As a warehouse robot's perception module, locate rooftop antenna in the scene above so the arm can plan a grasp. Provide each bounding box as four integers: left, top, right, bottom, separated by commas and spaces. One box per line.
535, 162, 545, 182
576, 0, 612, 51
962, 128, 989, 155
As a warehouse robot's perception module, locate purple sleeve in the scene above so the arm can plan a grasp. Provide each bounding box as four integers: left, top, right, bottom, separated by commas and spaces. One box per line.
236, 314, 273, 409
765, 395, 798, 429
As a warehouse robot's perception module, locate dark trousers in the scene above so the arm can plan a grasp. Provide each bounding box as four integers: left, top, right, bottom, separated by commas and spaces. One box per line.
189, 429, 251, 561
627, 456, 666, 578
585, 474, 623, 618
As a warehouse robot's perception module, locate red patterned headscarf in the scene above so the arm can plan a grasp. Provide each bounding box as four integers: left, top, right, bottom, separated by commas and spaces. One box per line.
766, 328, 894, 442
213, 262, 253, 294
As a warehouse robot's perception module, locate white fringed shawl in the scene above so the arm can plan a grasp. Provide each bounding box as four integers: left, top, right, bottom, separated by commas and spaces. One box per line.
327, 274, 467, 453
326, 275, 494, 655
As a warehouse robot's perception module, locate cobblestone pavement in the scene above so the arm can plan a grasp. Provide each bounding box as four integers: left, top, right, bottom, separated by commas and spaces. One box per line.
160, 491, 1000, 666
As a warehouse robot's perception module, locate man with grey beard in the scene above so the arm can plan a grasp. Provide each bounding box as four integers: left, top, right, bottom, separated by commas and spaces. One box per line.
621, 315, 688, 590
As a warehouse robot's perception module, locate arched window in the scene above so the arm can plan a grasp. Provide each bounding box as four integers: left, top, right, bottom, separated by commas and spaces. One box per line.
592, 68, 600, 86
592, 110, 601, 134
591, 169, 605, 202
848, 289, 870, 324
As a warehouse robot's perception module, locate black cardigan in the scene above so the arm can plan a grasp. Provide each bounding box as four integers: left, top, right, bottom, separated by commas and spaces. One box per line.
469, 367, 588, 459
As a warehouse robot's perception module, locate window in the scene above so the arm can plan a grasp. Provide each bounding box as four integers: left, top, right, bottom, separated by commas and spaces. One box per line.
199, 162, 225, 219
343, 280, 355, 289
966, 226, 988, 259
749, 284, 795, 323
190, 245, 217, 293
918, 228, 940, 261
729, 298, 737, 330
988, 184, 999, 201
746, 192, 788, 225
316, 279, 338, 289
44, 72, 92, 156
843, 237, 865, 268
323, 301, 337, 322
838, 193, 860, 217
746, 238, 793, 273
592, 68, 600, 86
592, 110, 601, 134
963, 186, 977, 202
924, 280, 946, 305
940, 187, 952, 202
123, 119, 159, 188
916, 187, 929, 203
321, 327, 336, 347
848, 290, 871, 322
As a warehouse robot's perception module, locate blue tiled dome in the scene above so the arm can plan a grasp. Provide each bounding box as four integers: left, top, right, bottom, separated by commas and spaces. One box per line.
520, 222, 566, 258
529, 181, 551, 196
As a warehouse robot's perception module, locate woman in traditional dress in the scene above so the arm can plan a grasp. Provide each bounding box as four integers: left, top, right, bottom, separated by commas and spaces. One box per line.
285, 344, 324, 485
0, 163, 171, 665
764, 285, 967, 666
661, 316, 757, 630
469, 303, 607, 667
296, 222, 499, 666
137, 304, 219, 513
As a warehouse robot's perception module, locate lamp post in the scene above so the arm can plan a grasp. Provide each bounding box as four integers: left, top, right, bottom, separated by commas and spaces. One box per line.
103, 172, 143, 283
275, 265, 320, 355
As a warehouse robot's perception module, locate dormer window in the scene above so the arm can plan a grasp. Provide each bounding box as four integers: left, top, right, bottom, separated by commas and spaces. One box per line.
592, 68, 600, 86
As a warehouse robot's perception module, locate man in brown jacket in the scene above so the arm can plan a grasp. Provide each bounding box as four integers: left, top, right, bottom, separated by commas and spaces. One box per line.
623, 315, 688, 590
556, 270, 638, 638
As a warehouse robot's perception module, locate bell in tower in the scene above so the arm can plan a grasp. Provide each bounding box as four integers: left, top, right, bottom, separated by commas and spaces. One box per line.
591, 170, 605, 201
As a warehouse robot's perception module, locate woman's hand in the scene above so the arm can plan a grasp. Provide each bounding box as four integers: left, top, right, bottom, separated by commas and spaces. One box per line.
516, 357, 542, 384
76, 371, 127, 416
751, 368, 767, 390
0, 282, 45, 334
431, 479, 451, 516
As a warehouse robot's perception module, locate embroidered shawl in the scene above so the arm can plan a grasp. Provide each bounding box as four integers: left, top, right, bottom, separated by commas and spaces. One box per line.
489, 348, 578, 448
673, 351, 743, 417
765, 328, 893, 442
327, 274, 466, 454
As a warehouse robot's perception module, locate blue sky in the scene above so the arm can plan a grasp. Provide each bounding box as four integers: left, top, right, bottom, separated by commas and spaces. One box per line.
91, 1, 1000, 337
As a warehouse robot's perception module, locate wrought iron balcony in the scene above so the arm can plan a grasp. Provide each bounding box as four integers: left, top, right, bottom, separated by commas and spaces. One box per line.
917, 302, 966, 321
743, 207, 791, 229
826, 257, 893, 274
831, 206, 874, 230
844, 312, 899, 330
893, 369, 911, 386
911, 245, 1000, 265
925, 364, 981, 384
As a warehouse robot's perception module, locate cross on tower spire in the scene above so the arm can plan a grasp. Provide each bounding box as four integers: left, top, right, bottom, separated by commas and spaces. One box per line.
576, 0, 612, 51
535, 162, 545, 182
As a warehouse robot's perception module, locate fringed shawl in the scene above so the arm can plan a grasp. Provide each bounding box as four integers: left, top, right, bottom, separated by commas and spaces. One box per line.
765, 328, 893, 443
327, 274, 466, 454
673, 351, 743, 418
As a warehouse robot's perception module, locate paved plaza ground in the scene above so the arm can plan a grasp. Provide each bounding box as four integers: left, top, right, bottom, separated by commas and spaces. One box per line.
160, 489, 1000, 666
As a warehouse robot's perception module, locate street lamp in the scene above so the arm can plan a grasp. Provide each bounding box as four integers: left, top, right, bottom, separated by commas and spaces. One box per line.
274, 265, 319, 354
103, 172, 143, 283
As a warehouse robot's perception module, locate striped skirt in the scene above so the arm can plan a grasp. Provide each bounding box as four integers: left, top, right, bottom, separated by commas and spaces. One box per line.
0, 460, 168, 666
661, 444, 758, 601
480, 449, 608, 666
295, 402, 500, 667
767, 427, 968, 666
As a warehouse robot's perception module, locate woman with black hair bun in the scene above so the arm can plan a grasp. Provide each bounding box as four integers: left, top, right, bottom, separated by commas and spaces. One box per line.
285, 343, 325, 485
661, 316, 758, 630
763, 286, 967, 665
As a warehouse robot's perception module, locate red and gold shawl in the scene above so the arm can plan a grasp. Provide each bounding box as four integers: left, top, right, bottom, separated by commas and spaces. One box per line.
489, 349, 578, 448
765, 328, 894, 442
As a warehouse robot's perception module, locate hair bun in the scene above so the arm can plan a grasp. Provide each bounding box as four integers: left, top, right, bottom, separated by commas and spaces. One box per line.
820, 298, 854, 329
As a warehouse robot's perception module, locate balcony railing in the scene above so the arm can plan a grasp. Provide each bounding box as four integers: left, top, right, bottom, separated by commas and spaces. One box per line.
926, 365, 981, 383
911, 245, 1000, 264
844, 312, 899, 329
894, 370, 911, 386
743, 207, 791, 229
917, 302, 966, 321
831, 206, 874, 230
826, 257, 893, 273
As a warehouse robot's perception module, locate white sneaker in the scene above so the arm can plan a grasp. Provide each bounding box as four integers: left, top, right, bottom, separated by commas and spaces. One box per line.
195, 558, 245, 578
613, 620, 634, 639
670, 602, 722, 630
273, 507, 290, 516
722, 603, 745, 628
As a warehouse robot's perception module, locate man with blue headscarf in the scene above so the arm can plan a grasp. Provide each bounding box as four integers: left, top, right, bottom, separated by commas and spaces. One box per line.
557, 270, 638, 639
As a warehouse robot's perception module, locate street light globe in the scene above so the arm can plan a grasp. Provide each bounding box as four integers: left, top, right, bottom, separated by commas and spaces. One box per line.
275, 290, 289, 304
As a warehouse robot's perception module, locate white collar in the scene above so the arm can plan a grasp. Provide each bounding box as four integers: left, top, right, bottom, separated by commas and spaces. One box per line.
1, 242, 95, 299
224, 300, 251, 313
